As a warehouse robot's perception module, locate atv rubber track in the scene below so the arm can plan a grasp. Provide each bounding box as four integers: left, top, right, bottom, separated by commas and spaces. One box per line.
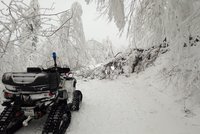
0, 106, 26, 134
42, 102, 71, 134
0, 107, 14, 134
71, 90, 83, 111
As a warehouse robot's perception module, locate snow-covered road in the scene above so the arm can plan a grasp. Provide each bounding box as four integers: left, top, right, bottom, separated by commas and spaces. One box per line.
16, 75, 200, 134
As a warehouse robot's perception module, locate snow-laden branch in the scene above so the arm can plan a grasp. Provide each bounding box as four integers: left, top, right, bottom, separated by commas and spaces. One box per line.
41, 11, 74, 37
0, 0, 73, 57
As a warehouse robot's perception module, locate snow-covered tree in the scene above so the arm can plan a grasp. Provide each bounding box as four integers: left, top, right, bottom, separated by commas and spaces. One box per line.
18, 0, 41, 68
87, 0, 200, 107
86, 38, 114, 65
102, 37, 114, 59
86, 0, 125, 31
0, 0, 73, 74
43, 2, 88, 69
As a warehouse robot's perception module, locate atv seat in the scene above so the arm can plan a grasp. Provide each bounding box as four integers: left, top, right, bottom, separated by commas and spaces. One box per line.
27, 67, 42, 73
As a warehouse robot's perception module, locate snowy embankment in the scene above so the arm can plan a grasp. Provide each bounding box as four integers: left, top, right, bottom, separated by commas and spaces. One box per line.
13, 55, 200, 134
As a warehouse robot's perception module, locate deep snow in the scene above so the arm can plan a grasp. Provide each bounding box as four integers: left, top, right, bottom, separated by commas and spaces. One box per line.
12, 66, 200, 134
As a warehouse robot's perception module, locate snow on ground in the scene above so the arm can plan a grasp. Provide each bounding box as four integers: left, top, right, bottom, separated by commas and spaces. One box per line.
68, 76, 200, 134
0, 53, 198, 134
13, 63, 200, 134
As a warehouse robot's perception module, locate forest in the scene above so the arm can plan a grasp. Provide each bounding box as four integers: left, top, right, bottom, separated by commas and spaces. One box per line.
0, 0, 200, 134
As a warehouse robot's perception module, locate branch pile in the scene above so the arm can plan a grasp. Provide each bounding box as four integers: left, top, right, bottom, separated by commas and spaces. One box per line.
77, 39, 169, 79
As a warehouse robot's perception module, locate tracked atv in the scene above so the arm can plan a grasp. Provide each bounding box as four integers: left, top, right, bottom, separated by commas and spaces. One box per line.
0, 52, 83, 134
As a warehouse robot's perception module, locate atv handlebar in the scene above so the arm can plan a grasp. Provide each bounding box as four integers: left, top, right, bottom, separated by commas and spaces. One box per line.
52, 52, 57, 68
